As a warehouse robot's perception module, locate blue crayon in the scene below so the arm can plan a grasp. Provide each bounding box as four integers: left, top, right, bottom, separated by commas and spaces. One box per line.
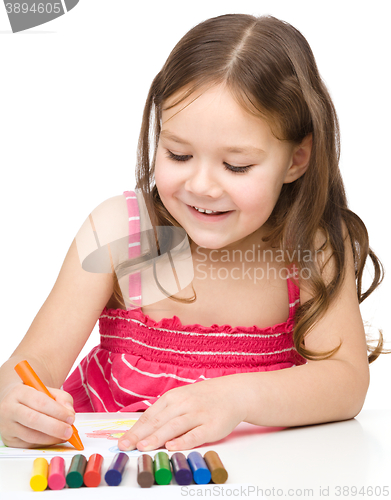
171, 452, 193, 485
105, 452, 129, 486
187, 451, 211, 485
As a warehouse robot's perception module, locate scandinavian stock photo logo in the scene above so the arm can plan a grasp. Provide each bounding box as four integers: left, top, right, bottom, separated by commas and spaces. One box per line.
3, 0, 79, 32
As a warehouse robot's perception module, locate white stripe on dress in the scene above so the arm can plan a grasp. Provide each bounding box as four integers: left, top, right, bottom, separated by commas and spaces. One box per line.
110, 372, 153, 399
77, 364, 93, 409
93, 353, 110, 384
121, 354, 198, 383
93, 354, 125, 408
129, 295, 142, 301
87, 382, 110, 412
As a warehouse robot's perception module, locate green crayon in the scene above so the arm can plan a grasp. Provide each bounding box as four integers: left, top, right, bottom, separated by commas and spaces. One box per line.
153, 451, 172, 485
66, 454, 87, 488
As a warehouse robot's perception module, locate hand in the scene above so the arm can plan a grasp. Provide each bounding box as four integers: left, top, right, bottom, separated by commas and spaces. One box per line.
118, 375, 248, 452
0, 383, 76, 448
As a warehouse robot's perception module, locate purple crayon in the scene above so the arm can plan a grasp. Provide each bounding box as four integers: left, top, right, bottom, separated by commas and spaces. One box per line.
171, 452, 193, 485
105, 453, 129, 486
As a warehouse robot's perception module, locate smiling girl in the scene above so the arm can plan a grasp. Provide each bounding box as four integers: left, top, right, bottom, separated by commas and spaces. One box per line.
0, 14, 385, 452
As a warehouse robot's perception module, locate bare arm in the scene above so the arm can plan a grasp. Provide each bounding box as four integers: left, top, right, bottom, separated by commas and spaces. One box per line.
242, 229, 369, 427
0, 238, 114, 393
0, 193, 127, 447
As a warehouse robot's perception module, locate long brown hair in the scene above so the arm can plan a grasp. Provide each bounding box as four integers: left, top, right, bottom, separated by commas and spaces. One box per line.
114, 14, 386, 362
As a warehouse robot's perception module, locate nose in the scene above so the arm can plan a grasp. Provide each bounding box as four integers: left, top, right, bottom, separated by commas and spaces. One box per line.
184, 162, 223, 199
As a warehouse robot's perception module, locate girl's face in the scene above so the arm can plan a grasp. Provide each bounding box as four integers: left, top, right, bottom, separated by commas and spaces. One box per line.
155, 84, 308, 250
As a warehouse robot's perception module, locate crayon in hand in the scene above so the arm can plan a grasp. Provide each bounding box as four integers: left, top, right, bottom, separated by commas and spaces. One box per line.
14, 359, 84, 451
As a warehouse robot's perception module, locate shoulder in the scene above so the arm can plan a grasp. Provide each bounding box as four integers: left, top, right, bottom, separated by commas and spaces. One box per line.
75, 193, 132, 273
89, 193, 129, 225
297, 221, 368, 362
299, 222, 352, 302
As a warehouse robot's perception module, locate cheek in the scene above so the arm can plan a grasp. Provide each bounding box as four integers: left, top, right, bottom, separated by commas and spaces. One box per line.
234, 173, 280, 214
154, 154, 174, 195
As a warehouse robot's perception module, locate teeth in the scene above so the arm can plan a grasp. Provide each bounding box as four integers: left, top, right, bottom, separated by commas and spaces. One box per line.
193, 206, 219, 214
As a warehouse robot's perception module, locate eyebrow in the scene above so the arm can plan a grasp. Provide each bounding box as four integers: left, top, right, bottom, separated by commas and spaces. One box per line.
160, 130, 266, 156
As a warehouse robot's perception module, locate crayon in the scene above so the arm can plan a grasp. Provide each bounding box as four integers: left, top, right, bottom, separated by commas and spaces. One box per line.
84, 453, 104, 487
30, 457, 48, 491
14, 360, 84, 451
137, 454, 154, 488
171, 452, 193, 485
48, 456, 66, 490
66, 454, 87, 488
187, 451, 211, 485
105, 452, 129, 486
204, 451, 228, 484
153, 451, 172, 485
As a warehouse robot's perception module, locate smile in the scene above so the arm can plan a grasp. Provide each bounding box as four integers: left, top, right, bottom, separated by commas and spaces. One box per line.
187, 205, 233, 221
192, 206, 224, 214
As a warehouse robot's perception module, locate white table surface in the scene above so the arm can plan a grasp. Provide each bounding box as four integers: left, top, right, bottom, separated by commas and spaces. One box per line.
0, 410, 390, 499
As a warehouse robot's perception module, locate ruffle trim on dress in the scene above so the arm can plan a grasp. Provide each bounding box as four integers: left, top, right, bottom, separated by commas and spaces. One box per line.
100, 306, 295, 335
98, 308, 306, 368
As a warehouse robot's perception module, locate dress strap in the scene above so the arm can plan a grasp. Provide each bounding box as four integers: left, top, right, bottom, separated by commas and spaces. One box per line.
123, 191, 142, 308
287, 263, 300, 320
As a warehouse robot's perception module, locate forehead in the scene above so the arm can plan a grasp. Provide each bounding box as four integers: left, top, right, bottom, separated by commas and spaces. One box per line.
161, 82, 284, 142
163, 83, 245, 117
160, 83, 280, 150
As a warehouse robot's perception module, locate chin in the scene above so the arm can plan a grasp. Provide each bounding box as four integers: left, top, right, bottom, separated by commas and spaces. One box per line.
189, 235, 235, 250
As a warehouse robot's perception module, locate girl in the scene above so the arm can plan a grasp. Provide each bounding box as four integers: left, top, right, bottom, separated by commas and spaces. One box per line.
0, 14, 386, 452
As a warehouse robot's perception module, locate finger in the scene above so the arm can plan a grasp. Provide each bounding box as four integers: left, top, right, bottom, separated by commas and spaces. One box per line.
165, 424, 210, 451
136, 413, 199, 451
166, 414, 239, 451
15, 400, 74, 443
50, 387, 75, 412
9, 421, 70, 448
118, 408, 166, 451
118, 399, 179, 451
17, 386, 75, 424
1, 432, 61, 449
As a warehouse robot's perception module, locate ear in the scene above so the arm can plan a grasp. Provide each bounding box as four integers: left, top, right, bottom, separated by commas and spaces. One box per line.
284, 133, 312, 184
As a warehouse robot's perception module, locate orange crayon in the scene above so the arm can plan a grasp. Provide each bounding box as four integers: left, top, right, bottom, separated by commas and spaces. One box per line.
14, 360, 84, 451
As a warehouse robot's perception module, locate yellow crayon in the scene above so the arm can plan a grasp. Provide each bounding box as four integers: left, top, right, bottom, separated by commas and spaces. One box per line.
30, 457, 49, 491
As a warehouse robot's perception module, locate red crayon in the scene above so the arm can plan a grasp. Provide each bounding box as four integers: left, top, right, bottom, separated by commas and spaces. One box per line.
48, 457, 66, 490
84, 454, 104, 487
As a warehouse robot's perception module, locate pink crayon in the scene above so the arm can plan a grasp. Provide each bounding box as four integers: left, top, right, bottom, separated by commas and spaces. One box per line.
48, 457, 66, 490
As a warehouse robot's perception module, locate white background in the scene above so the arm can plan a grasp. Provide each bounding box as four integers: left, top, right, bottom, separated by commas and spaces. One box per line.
0, 1, 390, 410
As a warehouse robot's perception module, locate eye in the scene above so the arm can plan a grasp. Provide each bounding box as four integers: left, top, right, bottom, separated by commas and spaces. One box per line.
166, 150, 252, 173
166, 150, 192, 162
224, 162, 253, 174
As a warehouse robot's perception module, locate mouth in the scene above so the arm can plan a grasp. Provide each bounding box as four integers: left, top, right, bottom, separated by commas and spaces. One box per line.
191, 206, 229, 215
187, 205, 233, 221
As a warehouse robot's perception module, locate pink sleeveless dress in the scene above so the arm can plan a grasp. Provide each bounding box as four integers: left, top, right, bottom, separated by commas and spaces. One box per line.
63, 191, 306, 412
